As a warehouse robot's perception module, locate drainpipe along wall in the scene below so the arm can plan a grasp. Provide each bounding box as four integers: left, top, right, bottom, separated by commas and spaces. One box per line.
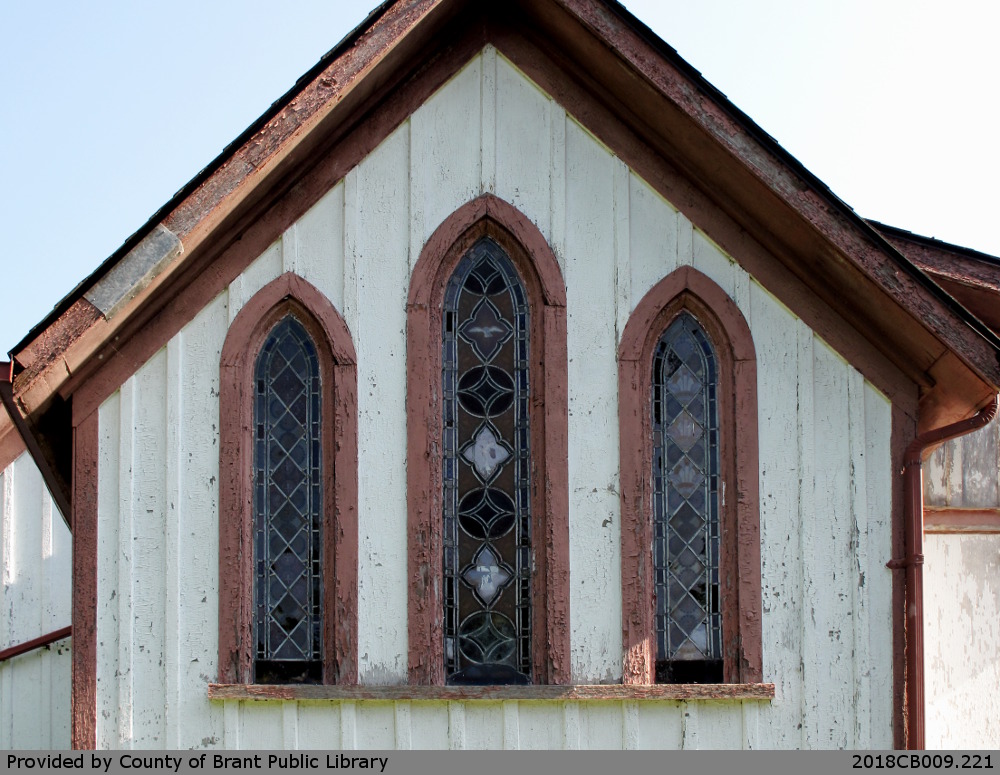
892, 394, 999, 749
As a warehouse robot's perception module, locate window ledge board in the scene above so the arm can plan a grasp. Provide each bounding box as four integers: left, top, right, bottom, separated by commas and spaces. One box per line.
208, 683, 774, 702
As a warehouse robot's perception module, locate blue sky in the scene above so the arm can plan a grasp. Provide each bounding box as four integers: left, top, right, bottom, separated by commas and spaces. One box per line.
2, 0, 998, 355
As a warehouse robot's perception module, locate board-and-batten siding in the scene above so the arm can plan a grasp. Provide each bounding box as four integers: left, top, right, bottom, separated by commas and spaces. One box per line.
924, 534, 1000, 749
0, 453, 72, 749
93, 48, 894, 749
924, 417, 999, 509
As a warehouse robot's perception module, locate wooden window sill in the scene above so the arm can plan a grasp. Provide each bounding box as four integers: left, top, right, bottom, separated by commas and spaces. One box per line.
208, 683, 774, 702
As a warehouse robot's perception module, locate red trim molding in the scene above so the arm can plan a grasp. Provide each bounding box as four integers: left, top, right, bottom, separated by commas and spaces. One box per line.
407, 194, 570, 684
0, 626, 71, 664
71, 411, 99, 749
0, 417, 26, 473
619, 266, 762, 685
208, 682, 776, 702
218, 272, 358, 685
924, 507, 1000, 534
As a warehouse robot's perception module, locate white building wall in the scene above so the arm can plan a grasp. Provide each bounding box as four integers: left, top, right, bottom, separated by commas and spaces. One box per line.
94, 49, 895, 749
0, 452, 72, 749
924, 533, 1000, 749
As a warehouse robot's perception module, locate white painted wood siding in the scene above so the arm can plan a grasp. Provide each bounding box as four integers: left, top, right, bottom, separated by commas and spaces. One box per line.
93, 49, 895, 749
924, 534, 1000, 749
924, 416, 999, 509
0, 452, 72, 749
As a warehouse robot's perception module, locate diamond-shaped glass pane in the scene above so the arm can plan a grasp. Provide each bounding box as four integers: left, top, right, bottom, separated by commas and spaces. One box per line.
254, 316, 323, 672
665, 363, 701, 405
666, 410, 704, 452
668, 458, 704, 500
652, 313, 721, 667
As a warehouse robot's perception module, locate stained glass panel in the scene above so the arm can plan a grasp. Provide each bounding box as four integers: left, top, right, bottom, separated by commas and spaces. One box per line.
253, 315, 323, 684
443, 237, 531, 685
652, 313, 722, 683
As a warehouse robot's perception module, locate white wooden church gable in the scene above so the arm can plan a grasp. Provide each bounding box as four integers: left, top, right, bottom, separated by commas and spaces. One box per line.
87, 50, 895, 749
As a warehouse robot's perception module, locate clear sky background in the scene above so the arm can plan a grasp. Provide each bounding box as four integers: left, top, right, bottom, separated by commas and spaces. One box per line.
2, 0, 998, 355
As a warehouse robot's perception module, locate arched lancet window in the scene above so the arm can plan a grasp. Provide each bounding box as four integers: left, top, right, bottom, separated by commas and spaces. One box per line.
407, 194, 569, 686
253, 315, 323, 683
218, 272, 358, 687
619, 266, 761, 686
442, 238, 531, 685
652, 313, 721, 683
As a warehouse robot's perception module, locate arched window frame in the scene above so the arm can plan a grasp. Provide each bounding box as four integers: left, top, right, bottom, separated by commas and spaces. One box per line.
218, 272, 359, 685
619, 266, 761, 685
407, 194, 570, 685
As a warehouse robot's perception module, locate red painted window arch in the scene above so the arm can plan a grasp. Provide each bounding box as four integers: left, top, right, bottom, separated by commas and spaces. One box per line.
619, 266, 762, 684
407, 194, 571, 685
218, 272, 359, 684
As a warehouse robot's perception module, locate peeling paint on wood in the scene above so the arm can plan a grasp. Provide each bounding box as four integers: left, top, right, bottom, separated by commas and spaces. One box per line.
86, 51, 896, 750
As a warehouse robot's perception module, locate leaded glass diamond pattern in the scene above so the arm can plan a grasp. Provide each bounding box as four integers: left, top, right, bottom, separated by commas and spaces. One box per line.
254, 316, 322, 681
652, 313, 721, 672
443, 237, 532, 685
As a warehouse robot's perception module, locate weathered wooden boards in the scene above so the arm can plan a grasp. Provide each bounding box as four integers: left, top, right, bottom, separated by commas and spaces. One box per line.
91, 50, 894, 749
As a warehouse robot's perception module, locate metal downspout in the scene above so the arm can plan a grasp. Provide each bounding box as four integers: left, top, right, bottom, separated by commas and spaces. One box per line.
890, 394, 999, 749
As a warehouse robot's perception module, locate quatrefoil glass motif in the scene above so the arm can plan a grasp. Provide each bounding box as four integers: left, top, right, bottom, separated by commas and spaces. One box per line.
459, 298, 513, 361
460, 424, 513, 481
461, 545, 514, 605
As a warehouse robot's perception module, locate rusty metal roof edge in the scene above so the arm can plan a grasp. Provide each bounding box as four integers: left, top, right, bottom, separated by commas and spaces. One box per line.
867, 219, 1000, 268
10, 0, 398, 361
598, 0, 1000, 356
13, 0, 1000, 363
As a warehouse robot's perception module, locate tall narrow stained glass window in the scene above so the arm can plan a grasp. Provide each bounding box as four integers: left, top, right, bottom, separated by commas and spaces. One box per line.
442, 237, 532, 685
652, 313, 722, 683
253, 315, 323, 684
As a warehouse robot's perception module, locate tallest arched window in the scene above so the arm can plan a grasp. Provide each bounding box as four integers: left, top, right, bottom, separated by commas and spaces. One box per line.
442, 237, 531, 685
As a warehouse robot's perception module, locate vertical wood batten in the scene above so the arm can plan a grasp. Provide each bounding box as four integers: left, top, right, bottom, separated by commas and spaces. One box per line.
848, 369, 872, 748
562, 702, 580, 749
795, 323, 815, 749
177, 296, 228, 747
393, 701, 412, 749
95, 395, 121, 747
164, 335, 182, 747
0, 468, 12, 749
448, 701, 466, 750
810, 342, 853, 748
495, 55, 551, 239
228, 242, 282, 326
410, 57, 481, 256
752, 282, 802, 747
117, 380, 136, 748
627, 172, 677, 315
352, 124, 410, 684
480, 46, 497, 196
409, 702, 449, 749
286, 183, 346, 312
548, 101, 567, 275
636, 700, 683, 749
865, 385, 894, 746
613, 159, 630, 345
132, 350, 168, 747
692, 231, 736, 300
565, 119, 621, 682
240, 702, 283, 749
